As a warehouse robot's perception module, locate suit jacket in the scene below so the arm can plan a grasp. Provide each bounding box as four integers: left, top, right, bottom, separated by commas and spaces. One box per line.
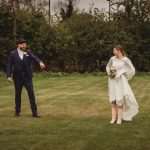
7, 50, 41, 79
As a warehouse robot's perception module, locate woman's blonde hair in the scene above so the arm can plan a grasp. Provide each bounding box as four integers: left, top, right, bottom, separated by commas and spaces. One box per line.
114, 45, 127, 57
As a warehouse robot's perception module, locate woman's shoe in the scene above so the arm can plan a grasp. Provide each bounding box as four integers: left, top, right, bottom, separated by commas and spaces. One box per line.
110, 120, 117, 124
116, 120, 122, 124
110, 107, 117, 124
117, 106, 123, 125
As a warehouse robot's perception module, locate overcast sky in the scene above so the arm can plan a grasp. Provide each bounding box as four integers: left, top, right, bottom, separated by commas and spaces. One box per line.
51, 0, 109, 11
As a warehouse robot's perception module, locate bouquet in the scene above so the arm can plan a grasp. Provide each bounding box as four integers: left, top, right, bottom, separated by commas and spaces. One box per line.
107, 67, 117, 79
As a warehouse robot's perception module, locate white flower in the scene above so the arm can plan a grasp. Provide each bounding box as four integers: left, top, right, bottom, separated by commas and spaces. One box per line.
107, 67, 117, 79
23, 52, 27, 56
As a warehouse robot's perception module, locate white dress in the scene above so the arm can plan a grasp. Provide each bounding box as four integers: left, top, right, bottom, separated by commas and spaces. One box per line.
106, 56, 139, 121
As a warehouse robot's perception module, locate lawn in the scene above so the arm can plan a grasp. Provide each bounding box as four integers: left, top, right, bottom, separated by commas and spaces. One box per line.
0, 73, 150, 150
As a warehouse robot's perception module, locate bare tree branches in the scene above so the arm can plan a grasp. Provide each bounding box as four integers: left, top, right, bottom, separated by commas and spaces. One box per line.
53, 0, 79, 21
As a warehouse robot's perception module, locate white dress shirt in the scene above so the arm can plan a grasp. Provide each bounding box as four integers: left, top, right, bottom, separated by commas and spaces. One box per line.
17, 49, 24, 60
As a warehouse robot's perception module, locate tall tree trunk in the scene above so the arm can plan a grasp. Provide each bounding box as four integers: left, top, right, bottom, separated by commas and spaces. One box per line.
12, 0, 17, 43
49, 0, 51, 26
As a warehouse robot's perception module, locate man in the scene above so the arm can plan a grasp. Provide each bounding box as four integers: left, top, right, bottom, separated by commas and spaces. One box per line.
7, 38, 45, 117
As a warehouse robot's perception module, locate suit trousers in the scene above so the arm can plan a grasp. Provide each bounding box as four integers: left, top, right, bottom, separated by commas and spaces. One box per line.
14, 76, 37, 114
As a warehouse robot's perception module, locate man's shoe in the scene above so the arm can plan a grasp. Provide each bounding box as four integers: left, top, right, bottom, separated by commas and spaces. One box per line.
14, 113, 20, 117
32, 114, 41, 118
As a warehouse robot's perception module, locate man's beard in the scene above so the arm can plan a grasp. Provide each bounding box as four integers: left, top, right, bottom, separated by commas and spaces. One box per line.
20, 47, 26, 51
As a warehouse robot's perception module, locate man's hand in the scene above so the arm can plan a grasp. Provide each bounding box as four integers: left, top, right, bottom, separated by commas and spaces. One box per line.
7, 77, 12, 82
39, 62, 45, 69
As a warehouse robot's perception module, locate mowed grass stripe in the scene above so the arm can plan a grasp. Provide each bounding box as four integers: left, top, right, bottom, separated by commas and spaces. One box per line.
34, 76, 108, 118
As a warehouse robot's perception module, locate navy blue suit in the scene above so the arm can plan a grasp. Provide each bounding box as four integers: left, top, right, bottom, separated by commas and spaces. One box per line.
7, 50, 41, 115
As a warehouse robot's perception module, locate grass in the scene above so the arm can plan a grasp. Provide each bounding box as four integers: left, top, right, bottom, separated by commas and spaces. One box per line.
0, 73, 150, 150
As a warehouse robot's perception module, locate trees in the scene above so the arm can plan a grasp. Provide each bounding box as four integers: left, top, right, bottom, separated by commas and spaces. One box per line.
0, 0, 49, 70
53, 0, 78, 21
0, 0, 150, 72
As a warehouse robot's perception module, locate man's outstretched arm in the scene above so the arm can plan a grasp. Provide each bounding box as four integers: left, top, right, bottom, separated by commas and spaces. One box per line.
28, 50, 45, 69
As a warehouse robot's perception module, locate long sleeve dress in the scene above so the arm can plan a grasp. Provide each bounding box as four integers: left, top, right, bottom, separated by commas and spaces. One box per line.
106, 56, 139, 121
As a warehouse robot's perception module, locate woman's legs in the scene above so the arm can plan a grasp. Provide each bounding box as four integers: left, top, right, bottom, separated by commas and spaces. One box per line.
110, 101, 117, 124
117, 105, 123, 124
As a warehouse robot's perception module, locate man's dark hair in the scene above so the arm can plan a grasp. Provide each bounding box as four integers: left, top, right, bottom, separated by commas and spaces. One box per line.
17, 38, 27, 44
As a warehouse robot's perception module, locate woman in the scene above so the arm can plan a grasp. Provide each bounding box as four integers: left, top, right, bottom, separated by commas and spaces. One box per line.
106, 45, 139, 124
